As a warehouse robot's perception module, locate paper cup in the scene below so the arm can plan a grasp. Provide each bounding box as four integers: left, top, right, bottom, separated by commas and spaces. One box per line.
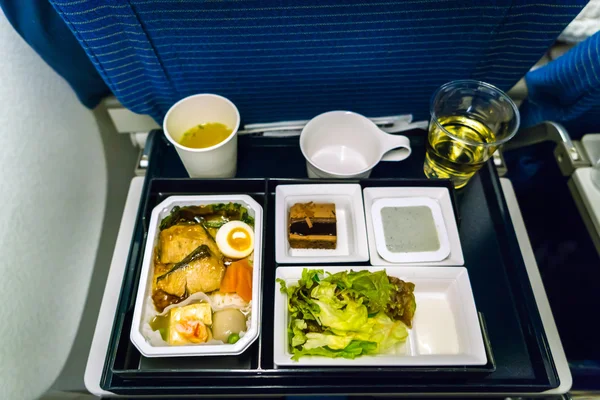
163, 94, 240, 178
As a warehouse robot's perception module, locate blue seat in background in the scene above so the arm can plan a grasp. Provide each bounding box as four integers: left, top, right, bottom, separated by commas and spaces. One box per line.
48, 0, 586, 124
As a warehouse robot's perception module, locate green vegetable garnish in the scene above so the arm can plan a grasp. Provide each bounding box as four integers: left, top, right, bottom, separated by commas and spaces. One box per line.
227, 333, 240, 344
279, 269, 416, 360
159, 203, 255, 231
158, 328, 167, 341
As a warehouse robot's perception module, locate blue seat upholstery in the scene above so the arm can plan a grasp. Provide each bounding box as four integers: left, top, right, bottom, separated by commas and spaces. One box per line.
0, 0, 110, 108
49, 0, 585, 124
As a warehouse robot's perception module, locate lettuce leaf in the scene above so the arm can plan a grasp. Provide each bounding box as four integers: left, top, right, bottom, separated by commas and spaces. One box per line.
303, 332, 353, 350
279, 269, 414, 361
369, 312, 409, 352
290, 319, 308, 347
386, 276, 417, 328
312, 298, 369, 331
291, 339, 377, 361
322, 270, 395, 315
327, 312, 408, 352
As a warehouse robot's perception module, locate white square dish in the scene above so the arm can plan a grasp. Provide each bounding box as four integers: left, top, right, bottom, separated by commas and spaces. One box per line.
371, 197, 450, 263
274, 266, 486, 367
130, 195, 262, 357
275, 184, 369, 263
364, 187, 464, 266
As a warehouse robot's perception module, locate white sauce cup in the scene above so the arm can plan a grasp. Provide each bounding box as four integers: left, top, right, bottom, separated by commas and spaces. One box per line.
163, 94, 240, 178
300, 111, 412, 179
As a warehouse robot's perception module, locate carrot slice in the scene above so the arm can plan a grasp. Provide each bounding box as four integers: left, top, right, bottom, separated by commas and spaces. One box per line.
236, 262, 253, 302
220, 263, 238, 294
220, 259, 253, 302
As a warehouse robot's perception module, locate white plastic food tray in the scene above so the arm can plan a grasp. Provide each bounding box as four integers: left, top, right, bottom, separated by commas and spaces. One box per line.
130, 195, 263, 357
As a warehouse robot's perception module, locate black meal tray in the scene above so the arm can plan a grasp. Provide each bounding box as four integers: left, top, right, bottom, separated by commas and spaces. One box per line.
101, 131, 559, 396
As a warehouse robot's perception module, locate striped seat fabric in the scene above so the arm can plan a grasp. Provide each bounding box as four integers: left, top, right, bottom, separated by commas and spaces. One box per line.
49, 0, 585, 124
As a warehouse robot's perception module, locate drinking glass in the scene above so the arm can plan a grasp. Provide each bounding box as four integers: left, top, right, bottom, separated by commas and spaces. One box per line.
424, 80, 520, 188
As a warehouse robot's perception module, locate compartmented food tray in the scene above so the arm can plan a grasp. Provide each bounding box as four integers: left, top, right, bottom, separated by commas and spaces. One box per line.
100, 133, 559, 396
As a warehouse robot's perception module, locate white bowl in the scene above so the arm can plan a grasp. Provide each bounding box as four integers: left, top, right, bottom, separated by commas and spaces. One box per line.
275, 184, 369, 263
274, 266, 486, 367
130, 195, 262, 357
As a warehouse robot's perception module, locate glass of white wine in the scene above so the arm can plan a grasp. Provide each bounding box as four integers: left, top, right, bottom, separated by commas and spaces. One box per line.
424, 80, 520, 188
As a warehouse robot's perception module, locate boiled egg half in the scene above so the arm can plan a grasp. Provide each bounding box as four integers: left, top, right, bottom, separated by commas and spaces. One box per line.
216, 221, 254, 259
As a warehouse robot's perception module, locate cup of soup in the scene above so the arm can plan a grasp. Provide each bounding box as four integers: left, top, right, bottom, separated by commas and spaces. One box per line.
163, 94, 240, 178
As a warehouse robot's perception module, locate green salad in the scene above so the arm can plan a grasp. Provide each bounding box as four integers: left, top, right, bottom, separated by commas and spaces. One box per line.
278, 269, 416, 360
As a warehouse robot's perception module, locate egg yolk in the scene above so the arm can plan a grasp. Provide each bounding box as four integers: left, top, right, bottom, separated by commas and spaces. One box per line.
227, 227, 251, 251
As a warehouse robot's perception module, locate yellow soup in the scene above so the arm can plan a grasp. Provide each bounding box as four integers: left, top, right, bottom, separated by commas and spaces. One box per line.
178, 122, 232, 149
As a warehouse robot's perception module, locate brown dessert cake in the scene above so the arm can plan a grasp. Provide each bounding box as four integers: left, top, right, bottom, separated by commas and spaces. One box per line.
288, 202, 337, 249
